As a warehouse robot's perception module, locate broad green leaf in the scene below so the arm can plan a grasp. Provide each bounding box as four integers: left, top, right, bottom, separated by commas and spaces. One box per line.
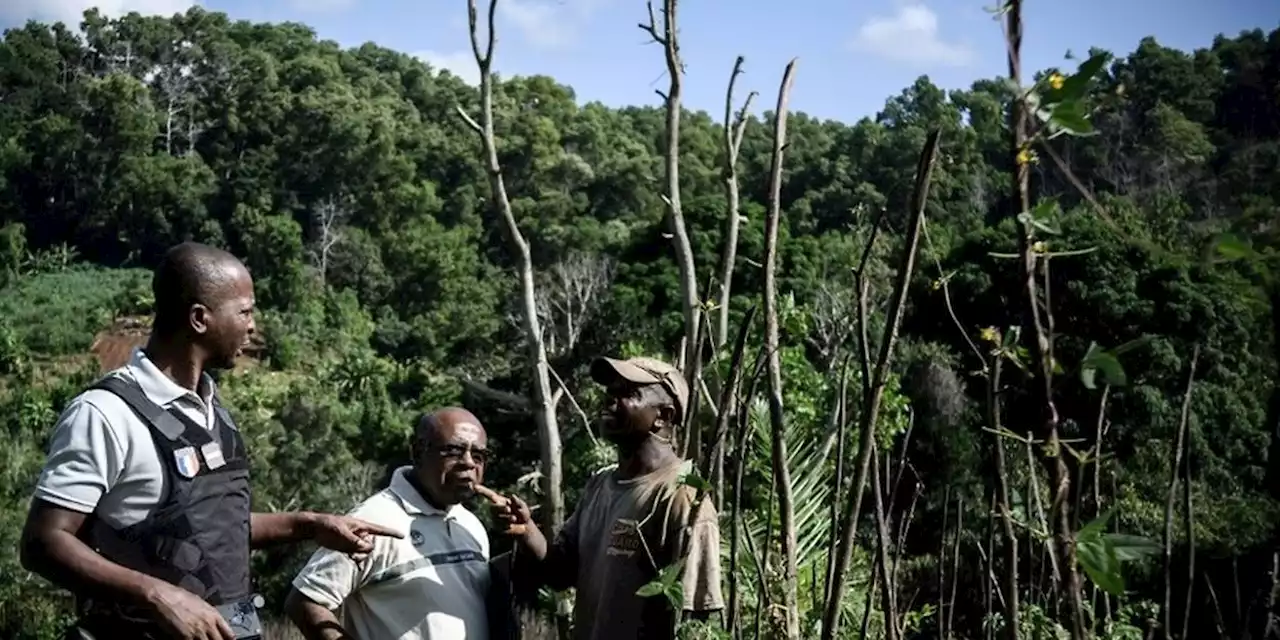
679, 469, 711, 492
1017, 199, 1062, 236
1079, 508, 1115, 541
1080, 342, 1127, 389
661, 557, 687, 586
1110, 335, 1154, 356
1048, 100, 1096, 136
1059, 52, 1111, 101
636, 581, 665, 598
1105, 533, 1161, 562
1078, 537, 1126, 596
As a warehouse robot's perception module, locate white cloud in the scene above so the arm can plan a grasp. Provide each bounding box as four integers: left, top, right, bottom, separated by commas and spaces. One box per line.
502, 0, 578, 49
413, 50, 481, 86
852, 3, 975, 68
0, 0, 194, 29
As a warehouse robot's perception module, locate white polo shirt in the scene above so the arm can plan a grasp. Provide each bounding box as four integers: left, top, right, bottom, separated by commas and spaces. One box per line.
33, 347, 221, 528
291, 467, 491, 640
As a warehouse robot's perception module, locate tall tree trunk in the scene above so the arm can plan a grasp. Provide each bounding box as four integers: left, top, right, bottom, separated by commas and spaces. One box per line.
761, 57, 801, 640
871, 452, 900, 640
457, 0, 564, 536
1004, 1, 1083, 635
715, 56, 755, 349
639, 0, 699, 381
822, 129, 940, 640
1164, 345, 1199, 639
990, 355, 1020, 640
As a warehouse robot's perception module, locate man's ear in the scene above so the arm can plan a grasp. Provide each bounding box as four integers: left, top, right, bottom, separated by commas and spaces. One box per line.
188, 304, 210, 335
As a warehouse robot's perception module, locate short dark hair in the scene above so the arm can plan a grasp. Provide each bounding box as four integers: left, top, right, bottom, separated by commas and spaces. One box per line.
151, 242, 245, 333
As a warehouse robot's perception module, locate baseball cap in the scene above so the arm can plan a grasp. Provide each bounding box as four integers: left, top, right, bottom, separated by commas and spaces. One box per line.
590, 356, 690, 425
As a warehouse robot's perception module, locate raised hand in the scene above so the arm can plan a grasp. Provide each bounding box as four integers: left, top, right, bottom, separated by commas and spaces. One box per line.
474, 484, 531, 536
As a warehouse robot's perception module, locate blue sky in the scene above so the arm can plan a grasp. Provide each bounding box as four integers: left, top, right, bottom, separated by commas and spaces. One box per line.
3, 0, 1278, 125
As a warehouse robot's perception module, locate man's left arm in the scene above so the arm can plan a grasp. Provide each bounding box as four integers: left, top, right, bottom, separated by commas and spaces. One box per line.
250, 512, 403, 552
680, 497, 725, 621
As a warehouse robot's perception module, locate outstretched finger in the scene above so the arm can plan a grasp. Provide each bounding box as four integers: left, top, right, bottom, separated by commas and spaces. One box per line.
473, 484, 507, 506
348, 518, 405, 539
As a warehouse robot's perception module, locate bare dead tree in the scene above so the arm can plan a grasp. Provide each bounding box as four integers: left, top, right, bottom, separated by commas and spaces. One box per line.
534, 251, 615, 358
821, 129, 940, 640
310, 196, 346, 286
457, 0, 564, 530
639, 0, 700, 379
808, 277, 860, 372
1004, 0, 1085, 635
761, 57, 800, 640
991, 353, 1020, 640
715, 55, 756, 349
871, 451, 901, 640
1088, 384, 1112, 627
1164, 344, 1199, 640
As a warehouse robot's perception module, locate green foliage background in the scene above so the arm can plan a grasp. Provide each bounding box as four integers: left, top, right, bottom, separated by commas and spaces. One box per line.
0, 7, 1277, 639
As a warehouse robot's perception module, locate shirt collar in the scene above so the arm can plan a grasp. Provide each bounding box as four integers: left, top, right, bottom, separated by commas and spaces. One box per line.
125, 347, 217, 408
388, 466, 458, 518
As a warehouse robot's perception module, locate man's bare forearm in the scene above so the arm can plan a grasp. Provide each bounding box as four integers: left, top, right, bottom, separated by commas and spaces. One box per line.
250, 512, 318, 548
284, 589, 354, 640
21, 507, 162, 607
516, 523, 548, 560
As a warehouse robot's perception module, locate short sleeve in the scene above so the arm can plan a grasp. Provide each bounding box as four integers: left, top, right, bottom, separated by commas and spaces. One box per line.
32, 398, 127, 514
291, 545, 367, 610
680, 498, 724, 612
292, 504, 388, 610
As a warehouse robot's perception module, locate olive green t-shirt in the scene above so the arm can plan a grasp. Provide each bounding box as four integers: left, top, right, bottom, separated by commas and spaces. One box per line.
551, 459, 724, 640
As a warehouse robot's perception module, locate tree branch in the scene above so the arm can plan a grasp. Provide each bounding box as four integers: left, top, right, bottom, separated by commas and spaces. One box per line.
762, 57, 801, 640
822, 129, 940, 640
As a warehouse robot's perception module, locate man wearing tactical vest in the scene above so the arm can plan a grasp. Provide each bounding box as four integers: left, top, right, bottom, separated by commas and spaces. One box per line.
20, 242, 404, 640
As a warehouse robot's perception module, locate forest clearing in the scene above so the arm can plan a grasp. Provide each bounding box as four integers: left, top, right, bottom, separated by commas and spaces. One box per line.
0, 0, 1278, 638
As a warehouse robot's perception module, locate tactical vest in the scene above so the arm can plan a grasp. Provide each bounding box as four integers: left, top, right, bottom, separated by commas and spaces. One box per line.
75, 375, 253, 637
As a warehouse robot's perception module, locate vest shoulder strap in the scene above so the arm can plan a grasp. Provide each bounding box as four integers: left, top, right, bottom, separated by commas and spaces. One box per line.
90, 376, 187, 441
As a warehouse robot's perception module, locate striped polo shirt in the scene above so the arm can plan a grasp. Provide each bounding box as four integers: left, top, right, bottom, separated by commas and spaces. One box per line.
291, 467, 491, 639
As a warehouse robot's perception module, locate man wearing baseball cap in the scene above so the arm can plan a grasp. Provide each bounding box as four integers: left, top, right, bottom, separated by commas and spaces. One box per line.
486, 355, 724, 639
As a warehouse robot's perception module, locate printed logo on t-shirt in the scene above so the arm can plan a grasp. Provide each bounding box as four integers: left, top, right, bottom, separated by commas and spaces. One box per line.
607, 518, 642, 558
410, 529, 425, 546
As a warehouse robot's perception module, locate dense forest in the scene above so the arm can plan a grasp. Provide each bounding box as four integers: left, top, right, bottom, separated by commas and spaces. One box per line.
0, 1, 1278, 639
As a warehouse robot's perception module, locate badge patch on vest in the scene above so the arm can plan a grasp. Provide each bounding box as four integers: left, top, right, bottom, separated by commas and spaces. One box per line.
174, 446, 201, 478
202, 442, 226, 469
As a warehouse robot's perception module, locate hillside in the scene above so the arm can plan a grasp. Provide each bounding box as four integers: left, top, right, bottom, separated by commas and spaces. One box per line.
1, 5, 1278, 640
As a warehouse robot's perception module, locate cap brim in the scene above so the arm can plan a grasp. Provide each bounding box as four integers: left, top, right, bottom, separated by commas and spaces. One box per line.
590, 357, 662, 388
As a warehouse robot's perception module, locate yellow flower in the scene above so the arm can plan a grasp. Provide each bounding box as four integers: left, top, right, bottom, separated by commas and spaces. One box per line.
1016, 148, 1033, 165
931, 279, 942, 291
1048, 73, 1065, 90
1032, 241, 1048, 253
979, 326, 1000, 344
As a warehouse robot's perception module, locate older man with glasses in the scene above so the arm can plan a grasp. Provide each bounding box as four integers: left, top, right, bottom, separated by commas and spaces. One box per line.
285, 407, 496, 640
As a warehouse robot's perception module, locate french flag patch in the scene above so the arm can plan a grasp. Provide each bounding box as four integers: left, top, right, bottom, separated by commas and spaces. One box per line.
174, 446, 201, 479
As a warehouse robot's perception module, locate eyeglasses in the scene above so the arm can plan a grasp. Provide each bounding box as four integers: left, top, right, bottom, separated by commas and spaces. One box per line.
430, 444, 491, 466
